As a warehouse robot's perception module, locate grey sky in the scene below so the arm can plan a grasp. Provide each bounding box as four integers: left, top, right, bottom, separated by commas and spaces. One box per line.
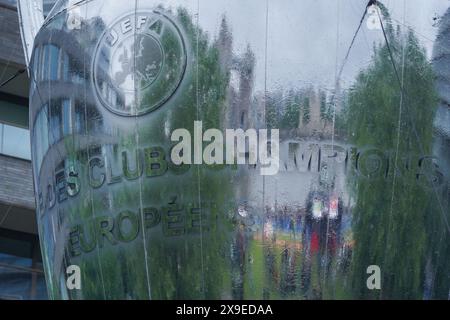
192, 0, 450, 92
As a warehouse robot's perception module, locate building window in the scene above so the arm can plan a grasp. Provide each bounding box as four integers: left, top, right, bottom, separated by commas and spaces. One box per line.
0, 229, 48, 300
74, 103, 86, 135
61, 52, 70, 82
33, 105, 49, 169
0, 123, 31, 160
31, 46, 40, 90
49, 45, 59, 81
40, 44, 60, 81
49, 102, 62, 145
62, 99, 71, 136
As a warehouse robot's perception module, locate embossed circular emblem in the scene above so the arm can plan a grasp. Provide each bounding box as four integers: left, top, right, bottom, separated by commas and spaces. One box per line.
93, 11, 186, 116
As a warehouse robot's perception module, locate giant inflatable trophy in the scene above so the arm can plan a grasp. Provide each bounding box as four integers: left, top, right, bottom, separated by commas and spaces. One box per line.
27, 0, 450, 300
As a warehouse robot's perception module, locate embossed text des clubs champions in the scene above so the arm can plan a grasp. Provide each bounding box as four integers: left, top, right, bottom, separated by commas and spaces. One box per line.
37, 138, 448, 215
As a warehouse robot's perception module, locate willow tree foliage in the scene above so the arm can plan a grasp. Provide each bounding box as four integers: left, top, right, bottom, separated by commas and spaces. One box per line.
345, 7, 444, 299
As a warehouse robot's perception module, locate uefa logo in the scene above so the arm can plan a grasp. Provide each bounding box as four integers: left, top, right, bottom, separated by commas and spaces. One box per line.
93, 11, 187, 116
